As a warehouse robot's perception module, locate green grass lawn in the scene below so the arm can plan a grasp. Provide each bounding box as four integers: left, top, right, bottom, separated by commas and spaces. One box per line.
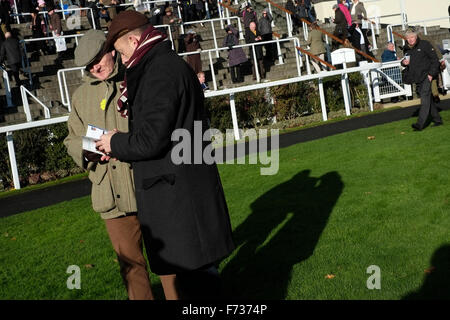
1, 111, 449, 300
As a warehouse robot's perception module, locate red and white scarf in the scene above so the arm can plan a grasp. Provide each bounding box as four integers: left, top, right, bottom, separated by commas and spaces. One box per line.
117, 25, 167, 118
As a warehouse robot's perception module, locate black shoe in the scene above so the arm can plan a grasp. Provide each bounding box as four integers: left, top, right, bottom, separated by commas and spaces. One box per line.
411, 123, 422, 131
432, 122, 443, 127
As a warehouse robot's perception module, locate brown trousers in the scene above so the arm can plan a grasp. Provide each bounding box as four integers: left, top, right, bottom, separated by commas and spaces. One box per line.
104, 214, 179, 300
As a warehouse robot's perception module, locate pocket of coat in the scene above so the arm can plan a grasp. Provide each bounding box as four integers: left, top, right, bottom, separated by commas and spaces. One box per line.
142, 174, 176, 190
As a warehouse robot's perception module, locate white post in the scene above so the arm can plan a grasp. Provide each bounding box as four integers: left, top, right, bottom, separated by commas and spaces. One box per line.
63, 72, 71, 112
60, 1, 66, 20
286, 12, 292, 37
177, 4, 184, 34
268, 3, 275, 28
303, 20, 308, 41
6, 132, 21, 190
341, 62, 351, 116
20, 86, 32, 122
229, 93, 240, 140
423, 25, 427, 35
275, 36, 283, 65
89, 8, 96, 30
225, 7, 231, 26
167, 25, 174, 50
371, 69, 381, 102
252, 44, 260, 83
13, 0, 20, 24
205, 1, 210, 19
211, 20, 219, 58
370, 22, 377, 50
217, 0, 224, 29
305, 53, 311, 75
209, 51, 217, 91
375, 17, 380, 35
237, 17, 244, 40
318, 78, 327, 121
3, 69, 14, 108
295, 38, 301, 76
360, 61, 374, 111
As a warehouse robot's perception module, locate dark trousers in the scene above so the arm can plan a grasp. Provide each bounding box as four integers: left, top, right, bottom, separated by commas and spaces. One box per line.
251, 58, 265, 80
8, 63, 21, 87
230, 64, 242, 83
261, 33, 276, 61
416, 77, 442, 128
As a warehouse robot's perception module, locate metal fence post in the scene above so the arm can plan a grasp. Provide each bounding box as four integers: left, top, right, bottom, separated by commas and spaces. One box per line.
318, 78, 327, 121
211, 20, 219, 58
252, 44, 260, 83
208, 51, 217, 91
229, 93, 240, 140
341, 63, 351, 116
6, 132, 21, 190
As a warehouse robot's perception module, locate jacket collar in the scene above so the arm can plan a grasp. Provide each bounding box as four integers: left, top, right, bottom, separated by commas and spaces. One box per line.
126, 39, 172, 75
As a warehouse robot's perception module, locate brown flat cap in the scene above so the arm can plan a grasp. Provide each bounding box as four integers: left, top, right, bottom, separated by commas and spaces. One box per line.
104, 11, 149, 52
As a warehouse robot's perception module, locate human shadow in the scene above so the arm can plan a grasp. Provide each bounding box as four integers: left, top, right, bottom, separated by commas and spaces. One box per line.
220, 169, 344, 299
403, 244, 450, 300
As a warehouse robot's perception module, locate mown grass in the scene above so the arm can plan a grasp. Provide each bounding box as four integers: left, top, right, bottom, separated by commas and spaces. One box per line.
1, 110, 449, 300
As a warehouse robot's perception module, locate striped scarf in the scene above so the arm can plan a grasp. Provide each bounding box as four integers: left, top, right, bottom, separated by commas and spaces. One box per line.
117, 25, 167, 118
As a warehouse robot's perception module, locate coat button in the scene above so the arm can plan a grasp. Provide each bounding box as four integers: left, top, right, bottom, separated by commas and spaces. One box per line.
112, 165, 116, 169
116, 194, 120, 198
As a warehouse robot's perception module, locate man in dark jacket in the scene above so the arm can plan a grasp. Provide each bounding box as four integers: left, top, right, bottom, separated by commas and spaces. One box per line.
96, 11, 235, 299
258, 8, 275, 62
402, 28, 442, 130
245, 21, 265, 80
0, 32, 22, 86
348, 22, 374, 61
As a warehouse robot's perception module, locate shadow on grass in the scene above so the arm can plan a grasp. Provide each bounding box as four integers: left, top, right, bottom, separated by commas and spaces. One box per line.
220, 169, 344, 299
403, 244, 450, 300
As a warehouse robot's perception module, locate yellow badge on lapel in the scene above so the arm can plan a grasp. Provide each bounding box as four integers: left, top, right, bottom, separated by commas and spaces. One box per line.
100, 99, 106, 111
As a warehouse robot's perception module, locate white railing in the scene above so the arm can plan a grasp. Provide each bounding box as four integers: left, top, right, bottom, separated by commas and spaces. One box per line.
57, 67, 85, 112
178, 37, 301, 87
370, 60, 412, 102
387, 15, 450, 47
183, 16, 244, 58
20, 85, 51, 121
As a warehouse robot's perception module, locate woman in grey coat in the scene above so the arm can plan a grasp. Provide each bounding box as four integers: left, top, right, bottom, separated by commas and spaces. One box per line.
223, 25, 247, 83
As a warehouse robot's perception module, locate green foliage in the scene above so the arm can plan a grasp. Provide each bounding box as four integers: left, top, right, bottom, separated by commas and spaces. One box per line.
235, 89, 272, 128
0, 123, 78, 190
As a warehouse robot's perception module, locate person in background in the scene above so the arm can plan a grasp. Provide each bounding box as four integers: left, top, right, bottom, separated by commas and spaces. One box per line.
163, 6, 182, 53
86, 0, 101, 30
197, 71, 209, 91
241, 4, 257, 32
401, 27, 442, 130
30, 8, 48, 55
0, 32, 22, 88
19, 0, 34, 23
381, 42, 398, 62
223, 24, 247, 83
350, 0, 367, 26
348, 21, 373, 61
332, 3, 348, 49
306, 21, 327, 73
338, 0, 352, 27
0, 0, 12, 34
184, 29, 202, 74
245, 21, 265, 80
258, 8, 275, 63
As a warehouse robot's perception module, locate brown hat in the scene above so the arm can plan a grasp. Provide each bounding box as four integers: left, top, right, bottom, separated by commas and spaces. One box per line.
165, 6, 173, 12
104, 10, 149, 52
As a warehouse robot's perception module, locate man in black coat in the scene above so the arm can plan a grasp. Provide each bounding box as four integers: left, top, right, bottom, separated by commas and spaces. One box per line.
402, 28, 442, 130
96, 11, 235, 299
245, 21, 265, 80
348, 22, 374, 61
0, 32, 22, 87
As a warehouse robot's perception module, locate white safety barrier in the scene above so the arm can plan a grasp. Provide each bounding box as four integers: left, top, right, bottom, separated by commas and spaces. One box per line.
1, 67, 14, 108
370, 60, 412, 102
